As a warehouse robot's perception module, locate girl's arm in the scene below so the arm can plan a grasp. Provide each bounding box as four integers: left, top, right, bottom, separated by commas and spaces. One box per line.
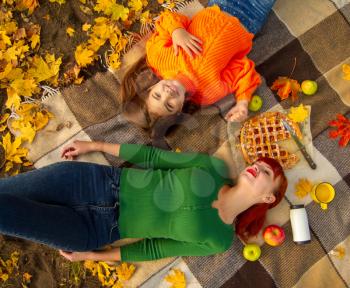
61, 140, 120, 160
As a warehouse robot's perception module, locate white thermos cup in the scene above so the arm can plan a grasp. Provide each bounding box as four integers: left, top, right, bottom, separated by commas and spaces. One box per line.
290, 204, 311, 244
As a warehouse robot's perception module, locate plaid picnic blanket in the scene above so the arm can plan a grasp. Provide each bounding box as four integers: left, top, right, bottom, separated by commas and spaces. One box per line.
27, 0, 350, 287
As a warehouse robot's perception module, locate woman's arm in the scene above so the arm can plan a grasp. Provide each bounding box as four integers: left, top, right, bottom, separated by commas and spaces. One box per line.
119, 143, 226, 171
61, 140, 120, 160
59, 247, 121, 262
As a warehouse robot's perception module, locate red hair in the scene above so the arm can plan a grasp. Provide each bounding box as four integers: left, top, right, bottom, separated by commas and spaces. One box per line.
235, 157, 288, 242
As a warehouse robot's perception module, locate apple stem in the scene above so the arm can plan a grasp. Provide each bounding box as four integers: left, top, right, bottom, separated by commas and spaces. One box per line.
289, 57, 297, 79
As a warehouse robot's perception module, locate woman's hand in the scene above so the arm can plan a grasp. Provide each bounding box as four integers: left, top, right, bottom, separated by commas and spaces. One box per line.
61, 140, 95, 160
172, 28, 202, 59
59, 250, 92, 262
225, 100, 249, 122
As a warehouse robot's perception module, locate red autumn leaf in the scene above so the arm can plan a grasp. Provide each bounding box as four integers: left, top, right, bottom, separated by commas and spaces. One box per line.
339, 135, 350, 147
329, 130, 339, 138
270, 77, 301, 101
328, 114, 350, 147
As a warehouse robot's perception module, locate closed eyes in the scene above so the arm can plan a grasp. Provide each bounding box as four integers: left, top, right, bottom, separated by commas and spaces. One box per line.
152, 93, 174, 113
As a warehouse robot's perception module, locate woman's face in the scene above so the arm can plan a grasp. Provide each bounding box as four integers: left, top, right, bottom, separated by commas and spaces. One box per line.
238, 161, 280, 204
146, 79, 186, 118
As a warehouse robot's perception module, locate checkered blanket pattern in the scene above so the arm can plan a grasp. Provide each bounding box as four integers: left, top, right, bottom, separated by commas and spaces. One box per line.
26, 0, 350, 287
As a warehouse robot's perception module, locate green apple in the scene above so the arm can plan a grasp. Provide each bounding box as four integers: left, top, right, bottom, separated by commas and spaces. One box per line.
301, 80, 318, 95
243, 244, 261, 261
248, 95, 263, 112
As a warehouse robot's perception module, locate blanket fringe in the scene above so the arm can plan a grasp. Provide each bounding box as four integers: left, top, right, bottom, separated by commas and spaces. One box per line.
161, 0, 195, 12
40, 85, 60, 102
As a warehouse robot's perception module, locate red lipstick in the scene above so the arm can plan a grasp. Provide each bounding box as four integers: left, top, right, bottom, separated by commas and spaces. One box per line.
247, 168, 257, 177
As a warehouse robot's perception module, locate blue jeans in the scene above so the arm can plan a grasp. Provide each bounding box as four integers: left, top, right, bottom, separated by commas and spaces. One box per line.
208, 0, 276, 34
0, 162, 121, 252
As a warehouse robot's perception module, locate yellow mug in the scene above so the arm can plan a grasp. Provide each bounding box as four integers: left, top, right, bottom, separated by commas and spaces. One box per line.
311, 182, 335, 210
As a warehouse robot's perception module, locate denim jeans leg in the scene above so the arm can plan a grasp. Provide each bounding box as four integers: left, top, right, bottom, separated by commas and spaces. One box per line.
0, 161, 122, 251
207, 0, 276, 34
0, 193, 93, 251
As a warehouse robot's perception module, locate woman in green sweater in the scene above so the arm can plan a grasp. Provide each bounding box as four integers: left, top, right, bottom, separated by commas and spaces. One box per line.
0, 140, 287, 262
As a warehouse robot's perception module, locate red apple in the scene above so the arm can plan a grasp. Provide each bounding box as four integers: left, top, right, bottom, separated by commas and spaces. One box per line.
263, 224, 286, 246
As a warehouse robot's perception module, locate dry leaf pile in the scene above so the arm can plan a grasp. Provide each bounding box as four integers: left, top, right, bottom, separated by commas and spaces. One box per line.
1, 0, 184, 175
84, 261, 135, 288
0, 251, 32, 287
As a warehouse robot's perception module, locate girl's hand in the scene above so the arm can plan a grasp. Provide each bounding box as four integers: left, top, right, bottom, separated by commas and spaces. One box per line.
61, 140, 94, 160
225, 100, 249, 122
59, 250, 92, 262
172, 28, 202, 59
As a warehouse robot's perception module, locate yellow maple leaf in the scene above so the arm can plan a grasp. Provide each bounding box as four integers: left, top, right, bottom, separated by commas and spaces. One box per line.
0, 113, 9, 132
82, 23, 91, 31
2, 132, 28, 164
94, 0, 115, 14
94, 1, 130, 21
32, 111, 52, 130
23, 160, 32, 166
80, 0, 86, 3
6, 67, 24, 81
66, 27, 75, 37
11, 40, 29, 60
10, 78, 38, 97
49, 0, 66, 4
91, 19, 112, 40
0, 251, 20, 282
16, 0, 39, 14
0, 113, 9, 124
0, 63, 13, 80
107, 51, 121, 70
140, 10, 153, 25
332, 245, 346, 260
288, 104, 309, 123
30, 34, 40, 49
0, 273, 9, 282
6, 87, 21, 109
27, 54, 61, 84
165, 269, 186, 288
2, 21, 18, 34
84, 261, 98, 276
116, 263, 136, 281
110, 4, 129, 21
128, 0, 148, 12
75, 44, 95, 67
342, 64, 350, 81
0, 31, 12, 48
112, 281, 124, 288
11, 121, 36, 143
10, 103, 53, 141
22, 272, 32, 283
294, 178, 313, 199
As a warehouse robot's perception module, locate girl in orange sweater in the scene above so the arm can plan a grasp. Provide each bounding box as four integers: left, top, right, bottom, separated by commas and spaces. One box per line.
121, 5, 261, 129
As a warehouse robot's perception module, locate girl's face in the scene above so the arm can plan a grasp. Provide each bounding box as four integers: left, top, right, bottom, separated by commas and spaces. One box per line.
146, 79, 186, 118
238, 161, 279, 204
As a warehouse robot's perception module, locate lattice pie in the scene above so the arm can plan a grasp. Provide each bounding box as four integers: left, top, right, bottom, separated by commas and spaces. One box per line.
240, 112, 303, 169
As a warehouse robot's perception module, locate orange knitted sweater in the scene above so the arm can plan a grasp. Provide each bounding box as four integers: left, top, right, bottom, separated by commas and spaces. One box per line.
146, 5, 261, 105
